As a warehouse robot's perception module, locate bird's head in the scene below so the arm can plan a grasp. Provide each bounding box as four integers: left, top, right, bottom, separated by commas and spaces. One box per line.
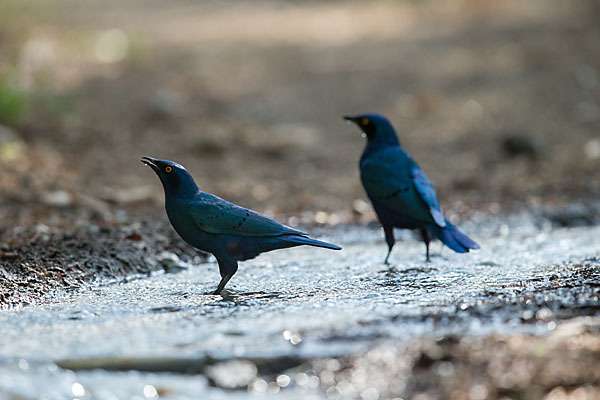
141, 156, 199, 199
344, 113, 400, 148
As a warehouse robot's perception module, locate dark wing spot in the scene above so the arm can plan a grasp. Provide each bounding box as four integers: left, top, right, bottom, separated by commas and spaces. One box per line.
238, 222, 242, 227
243, 217, 247, 222
385, 187, 410, 199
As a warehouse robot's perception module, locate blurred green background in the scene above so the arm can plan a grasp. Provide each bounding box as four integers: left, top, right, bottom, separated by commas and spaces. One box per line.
1, 0, 599, 227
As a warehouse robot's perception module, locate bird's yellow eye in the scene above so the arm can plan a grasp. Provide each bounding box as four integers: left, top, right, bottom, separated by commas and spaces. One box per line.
165, 166, 173, 173
361, 118, 369, 126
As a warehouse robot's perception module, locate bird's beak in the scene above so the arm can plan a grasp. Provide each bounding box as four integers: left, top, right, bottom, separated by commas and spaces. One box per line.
343, 115, 357, 125
141, 156, 160, 173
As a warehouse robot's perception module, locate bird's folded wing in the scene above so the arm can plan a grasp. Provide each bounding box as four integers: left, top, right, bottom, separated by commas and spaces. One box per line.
188, 193, 307, 237
410, 166, 446, 227
360, 150, 442, 226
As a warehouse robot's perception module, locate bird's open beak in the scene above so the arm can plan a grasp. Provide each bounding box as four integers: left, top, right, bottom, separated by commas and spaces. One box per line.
141, 156, 160, 173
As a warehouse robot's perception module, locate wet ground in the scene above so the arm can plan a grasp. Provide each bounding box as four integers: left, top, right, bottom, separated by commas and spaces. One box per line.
1, 208, 599, 399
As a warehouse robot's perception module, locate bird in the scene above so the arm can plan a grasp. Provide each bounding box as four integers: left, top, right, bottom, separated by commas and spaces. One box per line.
344, 113, 479, 263
141, 156, 341, 294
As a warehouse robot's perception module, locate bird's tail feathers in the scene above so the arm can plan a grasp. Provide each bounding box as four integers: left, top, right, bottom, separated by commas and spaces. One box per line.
284, 235, 342, 250
431, 223, 479, 254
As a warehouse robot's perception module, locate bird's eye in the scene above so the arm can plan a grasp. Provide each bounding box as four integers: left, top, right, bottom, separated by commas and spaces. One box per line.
361, 118, 369, 126
165, 166, 173, 173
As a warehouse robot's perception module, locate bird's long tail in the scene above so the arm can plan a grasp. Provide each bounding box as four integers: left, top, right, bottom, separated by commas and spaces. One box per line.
430, 221, 479, 254
284, 235, 342, 250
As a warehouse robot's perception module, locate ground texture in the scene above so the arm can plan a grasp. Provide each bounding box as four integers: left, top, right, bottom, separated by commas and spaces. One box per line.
0, 0, 599, 399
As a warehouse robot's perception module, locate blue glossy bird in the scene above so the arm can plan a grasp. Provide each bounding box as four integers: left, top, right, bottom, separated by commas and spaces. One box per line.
141, 156, 341, 294
345, 114, 479, 263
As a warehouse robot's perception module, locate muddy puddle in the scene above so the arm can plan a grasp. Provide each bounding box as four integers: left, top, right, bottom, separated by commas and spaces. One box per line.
0, 211, 599, 399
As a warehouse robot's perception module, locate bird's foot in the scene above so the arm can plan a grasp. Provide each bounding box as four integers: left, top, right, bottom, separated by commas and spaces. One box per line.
211, 288, 236, 298
201, 288, 224, 296
200, 290, 220, 296
382, 266, 399, 275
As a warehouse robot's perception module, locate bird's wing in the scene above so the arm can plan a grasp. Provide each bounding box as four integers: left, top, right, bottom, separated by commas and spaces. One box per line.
409, 164, 446, 227
360, 147, 444, 226
187, 192, 308, 237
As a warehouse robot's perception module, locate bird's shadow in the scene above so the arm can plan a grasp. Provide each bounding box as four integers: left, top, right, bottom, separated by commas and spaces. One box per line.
380, 265, 438, 276
147, 290, 285, 315
377, 263, 441, 291
201, 289, 285, 304
384, 250, 448, 269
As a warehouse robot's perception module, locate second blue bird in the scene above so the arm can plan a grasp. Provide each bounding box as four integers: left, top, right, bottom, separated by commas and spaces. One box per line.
142, 157, 341, 294
345, 114, 479, 263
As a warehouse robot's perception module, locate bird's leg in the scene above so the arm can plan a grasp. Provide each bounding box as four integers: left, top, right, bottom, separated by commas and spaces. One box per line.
383, 226, 395, 265
213, 273, 234, 295
419, 229, 431, 262
214, 258, 238, 295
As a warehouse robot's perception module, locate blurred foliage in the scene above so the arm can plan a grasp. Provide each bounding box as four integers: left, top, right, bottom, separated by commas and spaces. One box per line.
0, 71, 74, 128
0, 79, 27, 127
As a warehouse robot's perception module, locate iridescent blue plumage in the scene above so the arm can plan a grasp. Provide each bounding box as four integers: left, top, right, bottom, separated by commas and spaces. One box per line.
142, 156, 341, 294
345, 114, 479, 263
